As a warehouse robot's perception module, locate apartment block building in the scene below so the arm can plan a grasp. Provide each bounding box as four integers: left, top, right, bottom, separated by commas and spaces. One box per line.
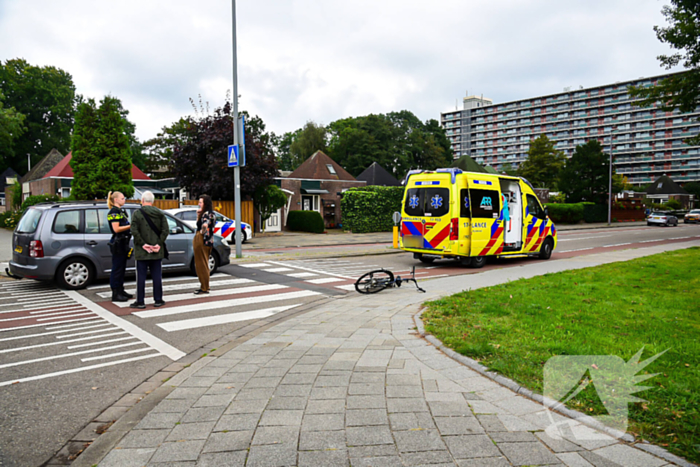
441, 72, 700, 186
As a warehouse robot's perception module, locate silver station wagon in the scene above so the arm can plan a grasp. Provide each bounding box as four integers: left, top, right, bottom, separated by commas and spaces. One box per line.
10, 202, 231, 289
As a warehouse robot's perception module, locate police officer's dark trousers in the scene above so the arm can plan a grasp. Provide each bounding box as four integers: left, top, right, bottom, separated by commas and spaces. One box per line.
110, 253, 128, 293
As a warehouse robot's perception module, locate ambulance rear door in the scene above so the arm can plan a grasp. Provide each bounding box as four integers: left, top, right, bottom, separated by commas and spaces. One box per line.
468, 179, 503, 257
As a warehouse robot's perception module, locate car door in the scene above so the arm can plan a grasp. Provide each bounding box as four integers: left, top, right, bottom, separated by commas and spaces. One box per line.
163, 214, 192, 270
84, 208, 112, 276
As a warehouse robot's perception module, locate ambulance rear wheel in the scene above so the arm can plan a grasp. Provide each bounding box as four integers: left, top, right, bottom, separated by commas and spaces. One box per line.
539, 238, 554, 260
469, 256, 486, 268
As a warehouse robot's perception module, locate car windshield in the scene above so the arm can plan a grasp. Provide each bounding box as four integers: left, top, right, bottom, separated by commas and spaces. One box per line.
16, 208, 43, 233
690, 210, 700, 214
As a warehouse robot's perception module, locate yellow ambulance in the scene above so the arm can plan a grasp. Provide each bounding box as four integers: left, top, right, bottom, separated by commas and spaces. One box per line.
399, 168, 557, 267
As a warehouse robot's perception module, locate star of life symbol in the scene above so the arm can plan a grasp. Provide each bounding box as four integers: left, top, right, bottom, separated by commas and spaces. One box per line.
463, 196, 470, 209
542, 347, 667, 441
409, 195, 420, 209
430, 194, 443, 210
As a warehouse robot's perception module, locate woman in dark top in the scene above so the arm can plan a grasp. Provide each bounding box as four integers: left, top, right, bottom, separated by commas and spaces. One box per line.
193, 194, 216, 294
107, 191, 133, 302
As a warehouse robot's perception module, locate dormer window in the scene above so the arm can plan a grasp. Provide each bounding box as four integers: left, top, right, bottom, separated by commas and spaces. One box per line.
326, 164, 337, 175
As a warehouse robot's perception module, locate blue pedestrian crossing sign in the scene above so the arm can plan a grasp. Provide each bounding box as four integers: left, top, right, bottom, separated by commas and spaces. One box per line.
228, 145, 240, 167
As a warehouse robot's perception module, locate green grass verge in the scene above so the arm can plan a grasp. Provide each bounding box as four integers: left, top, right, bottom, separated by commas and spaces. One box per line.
422, 247, 699, 463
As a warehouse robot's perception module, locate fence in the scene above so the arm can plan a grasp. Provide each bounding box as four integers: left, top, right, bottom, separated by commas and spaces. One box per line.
182, 200, 255, 227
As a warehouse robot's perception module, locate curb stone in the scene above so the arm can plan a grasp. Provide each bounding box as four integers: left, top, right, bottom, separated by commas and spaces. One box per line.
412, 299, 700, 464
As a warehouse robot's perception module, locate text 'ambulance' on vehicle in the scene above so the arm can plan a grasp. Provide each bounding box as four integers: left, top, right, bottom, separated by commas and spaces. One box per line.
399, 168, 557, 268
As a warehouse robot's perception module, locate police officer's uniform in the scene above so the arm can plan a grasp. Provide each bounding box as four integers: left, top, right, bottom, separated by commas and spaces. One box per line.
108, 207, 132, 301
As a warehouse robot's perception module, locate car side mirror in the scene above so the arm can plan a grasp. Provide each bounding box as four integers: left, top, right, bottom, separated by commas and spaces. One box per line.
171, 227, 184, 234
544, 207, 549, 217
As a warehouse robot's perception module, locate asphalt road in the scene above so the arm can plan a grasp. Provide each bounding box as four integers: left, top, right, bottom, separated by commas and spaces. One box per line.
0, 223, 698, 466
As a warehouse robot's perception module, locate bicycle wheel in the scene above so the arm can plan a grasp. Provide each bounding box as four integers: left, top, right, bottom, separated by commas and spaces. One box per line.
354, 269, 395, 294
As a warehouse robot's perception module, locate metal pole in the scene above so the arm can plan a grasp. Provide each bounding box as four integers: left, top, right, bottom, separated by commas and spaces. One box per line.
231, 0, 242, 258
608, 130, 613, 226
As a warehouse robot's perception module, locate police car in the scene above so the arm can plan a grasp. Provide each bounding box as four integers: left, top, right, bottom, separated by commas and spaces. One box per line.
166, 207, 252, 243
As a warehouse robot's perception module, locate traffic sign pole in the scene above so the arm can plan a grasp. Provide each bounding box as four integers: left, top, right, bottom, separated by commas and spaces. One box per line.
231, 0, 242, 258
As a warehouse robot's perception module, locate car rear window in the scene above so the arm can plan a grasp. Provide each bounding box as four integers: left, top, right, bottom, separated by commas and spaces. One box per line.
53, 210, 81, 234
182, 210, 197, 221
16, 208, 43, 233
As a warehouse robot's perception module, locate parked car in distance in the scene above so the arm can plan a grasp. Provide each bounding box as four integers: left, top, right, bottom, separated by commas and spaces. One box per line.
10, 202, 231, 290
684, 209, 700, 224
166, 207, 252, 244
647, 211, 679, 227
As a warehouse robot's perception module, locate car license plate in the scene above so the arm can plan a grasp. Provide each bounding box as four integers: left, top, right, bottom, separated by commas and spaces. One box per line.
14, 245, 22, 254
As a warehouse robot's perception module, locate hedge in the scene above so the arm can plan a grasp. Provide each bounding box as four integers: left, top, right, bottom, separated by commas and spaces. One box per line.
287, 210, 325, 233
341, 186, 404, 233
544, 202, 607, 224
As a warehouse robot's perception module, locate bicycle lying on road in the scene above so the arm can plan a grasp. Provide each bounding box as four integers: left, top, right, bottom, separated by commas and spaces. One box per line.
354, 266, 426, 294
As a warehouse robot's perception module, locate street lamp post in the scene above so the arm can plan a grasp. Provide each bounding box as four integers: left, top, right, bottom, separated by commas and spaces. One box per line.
231, 0, 242, 258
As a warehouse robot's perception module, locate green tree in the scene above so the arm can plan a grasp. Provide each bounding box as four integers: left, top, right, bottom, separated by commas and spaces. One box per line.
683, 181, 700, 205
273, 129, 300, 172
288, 121, 327, 168
0, 92, 26, 172
559, 140, 617, 204
628, 0, 700, 144
0, 58, 76, 174
143, 117, 196, 179
327, 111, 451, 178
70, 96, 134, 199
500, 162, 519, 176
518, 135, 566, 189
254, 184, 287, 232
170, 102, 278, 200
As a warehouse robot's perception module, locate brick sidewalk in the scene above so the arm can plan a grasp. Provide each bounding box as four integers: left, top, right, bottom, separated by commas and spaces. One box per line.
83, 240, 698, 467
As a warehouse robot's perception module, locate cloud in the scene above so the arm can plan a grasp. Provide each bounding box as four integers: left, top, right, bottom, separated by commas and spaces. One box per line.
0, 0, 679, 142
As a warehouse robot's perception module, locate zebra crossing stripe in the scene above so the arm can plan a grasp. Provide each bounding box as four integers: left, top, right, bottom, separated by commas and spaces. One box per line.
134, 290, 321, 319
111, 284, 290, 308
305, 277, 344, 284
157, 305, 300, 332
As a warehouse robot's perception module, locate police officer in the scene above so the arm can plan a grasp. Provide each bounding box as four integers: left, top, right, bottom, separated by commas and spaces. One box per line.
107, 191, 133, 302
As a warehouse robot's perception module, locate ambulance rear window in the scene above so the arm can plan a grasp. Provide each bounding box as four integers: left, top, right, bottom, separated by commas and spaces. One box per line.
470, 189, 501, 219
404, 188, 450, 217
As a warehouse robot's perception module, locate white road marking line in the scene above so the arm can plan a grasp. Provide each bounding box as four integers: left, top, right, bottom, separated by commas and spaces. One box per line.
305, 278, 344, 284
17, 292, 65, 301
135, 290, 321, 319
604, 243, 631, 247
157, 305, 300, 332
559, 247, 594, 253
335, 285, 356, 291
287, 272, 317, 278
96, 278, 254, 299
46, 319, 103, 330
0, 309, 87, 323
0, 331, 128, 354
55, 327, 119, 339
37, 312, 94, 322
86, 273, 228, 290
267, 261, 355, 280
0, 299, 73, 309
669, 237, 691, 240
239, 263, 273, 268
64, 291, 185, 361
68, 336, 138, 349
81, 347, 154, 362
639, 239, 661, 243
30, 308, 87, 316
0, 342, 145, 370
0, 353, 161, 387
21, 298, 75, 307
0, 304, 79, 315
111, 284, 290, 308
263, 267, 295, 273
0, 324, 113, 342
0, 317, 100, 333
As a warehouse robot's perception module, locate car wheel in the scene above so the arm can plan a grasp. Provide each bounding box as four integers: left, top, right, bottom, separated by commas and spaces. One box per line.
469, 256, 487, 268
539, 238, 554, 260
56, 258, 94, 290
209, 251, 219, 274
228, 230, 247, 244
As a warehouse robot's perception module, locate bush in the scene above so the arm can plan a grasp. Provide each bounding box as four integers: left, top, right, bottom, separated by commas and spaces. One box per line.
341, 186, 404, 233
287, 210, 325, 233
664, 198, 682, 210
20, 194, 59, 212
545, 203, 585, 224
582, 203, 607, 223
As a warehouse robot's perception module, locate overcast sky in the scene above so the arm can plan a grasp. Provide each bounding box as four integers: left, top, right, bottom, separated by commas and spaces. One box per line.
0, 0, 681, 143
